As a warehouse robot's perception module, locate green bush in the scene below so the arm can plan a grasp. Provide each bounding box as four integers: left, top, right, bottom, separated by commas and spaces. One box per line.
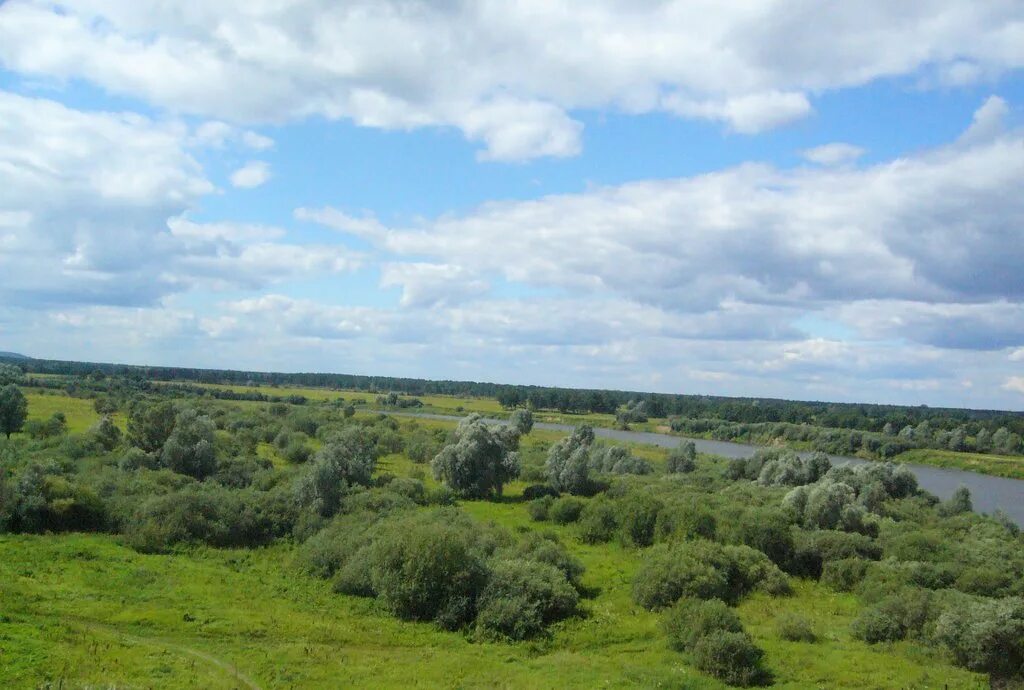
527, 495, 553, 522
367, 509, 491, 629
504, 532, 584, 591
577, 496, 619, 544
851, 590, 935, 644
691, 630, 768, 687
476, 558, 578, 640
654, 501, 716, 542
633, 541, 790, 610
934, 596, 1024, 678
821, 558, 870, 592
663, 598, 742, 651
617, 491, 663, 547
776, 613, 816, 642
666, 442, 697, 473
550, 496, 584, 524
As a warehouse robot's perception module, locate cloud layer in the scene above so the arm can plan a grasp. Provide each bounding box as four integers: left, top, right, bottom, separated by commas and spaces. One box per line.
2, 1, 1023, 159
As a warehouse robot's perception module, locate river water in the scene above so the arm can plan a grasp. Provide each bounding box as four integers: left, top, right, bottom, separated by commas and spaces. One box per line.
397, 412, 1024, 525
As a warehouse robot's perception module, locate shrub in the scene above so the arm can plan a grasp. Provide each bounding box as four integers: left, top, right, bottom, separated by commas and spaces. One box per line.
118, 447, 159, 472
730, 508, 795, 571
550, 496, 584, 525
476, 558, 578, 640
618, 492, 663, 547
522, 484, 559, 501
577, 496, 619, 544
161, 409, 217, 479
776, 613, 816, 642
663, 598, 742, 651
791, 530, 881, 578
386, 477, 427, 505
934, 596, 1024, 678
666, 442, 697, 473
634, 541, 790, 610
367, 509, 491, 629
505, 532, 585, 591
654, 501, 716, 542
691, 631, 768, 687
851, 590, 936, 643
821, 558, 870, 592
527, 495, 553, 522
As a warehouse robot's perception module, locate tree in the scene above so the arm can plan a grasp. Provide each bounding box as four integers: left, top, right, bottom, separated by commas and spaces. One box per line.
934, 596, 1024, 684
546, 425, 594, 495
431, 414, 520, 498
0, 364, 24, 386
91, 416, 122, 451
296, 426, 379, 516
161, 409, 216, 479
0, 384, 28, 438
509, 408, 534, 436
128, 400, 177, 453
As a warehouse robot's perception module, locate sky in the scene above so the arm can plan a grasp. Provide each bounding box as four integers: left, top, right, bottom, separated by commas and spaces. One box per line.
0, 1, 1023, 410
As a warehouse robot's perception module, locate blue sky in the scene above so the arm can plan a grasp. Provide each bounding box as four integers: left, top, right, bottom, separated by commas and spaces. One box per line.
0, 1, 1023, 409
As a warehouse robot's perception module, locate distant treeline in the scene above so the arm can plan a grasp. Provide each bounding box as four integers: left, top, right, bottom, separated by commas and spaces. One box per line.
3, 354, 1022, 438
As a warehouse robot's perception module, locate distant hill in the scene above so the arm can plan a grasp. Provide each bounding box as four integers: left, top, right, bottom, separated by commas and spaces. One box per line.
0, 351, 30, 360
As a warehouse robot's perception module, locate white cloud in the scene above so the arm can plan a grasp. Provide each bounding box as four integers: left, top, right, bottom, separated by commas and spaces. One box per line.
310, 100, 1024, 319
1002, 377, 1024, 394
2, 2, 1023, 157
801, 142, 865, 166
959, 95, 1009, 144
0, 90, 356, 307
229, 160, 271, 188
1010, 348, 1024, 362
664, 91, 812, 134
380, 263, 489, 308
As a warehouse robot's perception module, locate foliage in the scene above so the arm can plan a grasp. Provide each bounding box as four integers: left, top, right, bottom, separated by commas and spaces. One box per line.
161, 409, 217, 479
296, 426, 378, 517
934, 596, 1024, 679
691, 631, 769, 687
549, 496, 584, 524
663, 597, 743, 652
0, 384, 28, 438
666, 441, 697, 473
476, 558, 578, 640
431, 414, 521, 498
127, 400, 177, 453
545, 425, 594, 495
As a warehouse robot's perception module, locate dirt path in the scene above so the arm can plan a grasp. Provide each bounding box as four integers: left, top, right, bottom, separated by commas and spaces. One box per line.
73, 621, 263, 690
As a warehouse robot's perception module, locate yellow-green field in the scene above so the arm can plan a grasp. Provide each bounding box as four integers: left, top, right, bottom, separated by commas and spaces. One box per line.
22, 390, 124, 434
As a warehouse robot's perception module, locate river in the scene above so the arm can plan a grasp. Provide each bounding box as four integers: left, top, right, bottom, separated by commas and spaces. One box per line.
396, 412, 1024, 525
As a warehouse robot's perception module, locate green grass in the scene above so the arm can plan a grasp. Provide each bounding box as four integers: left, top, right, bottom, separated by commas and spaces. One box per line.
893, 448, 1024, 480
21, 390, 123, 434
0, 409, 989, 689
0, 521, 983, 690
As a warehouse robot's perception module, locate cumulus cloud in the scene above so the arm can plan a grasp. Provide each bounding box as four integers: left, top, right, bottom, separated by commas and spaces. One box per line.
801, 142, 865, 166
310, 99, 1024, 323
1002, 377, 1024, 395
229, 160, 271, 188
0, 90, 356, 308
2, 1, 1023, 158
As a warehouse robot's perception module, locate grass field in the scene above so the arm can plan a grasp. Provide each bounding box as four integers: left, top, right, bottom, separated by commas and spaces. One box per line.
0, 395, 997, 688
21, 390, 124, 434
893, 448, 1024, 480
0, 527, 984, 689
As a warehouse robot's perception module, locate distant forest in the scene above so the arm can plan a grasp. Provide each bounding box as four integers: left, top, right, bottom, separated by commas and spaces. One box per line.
4, 354, 1022, 440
